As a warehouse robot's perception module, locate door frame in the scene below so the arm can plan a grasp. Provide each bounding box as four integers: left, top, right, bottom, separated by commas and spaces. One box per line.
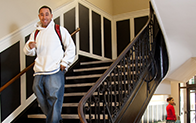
186, 83, 196, 123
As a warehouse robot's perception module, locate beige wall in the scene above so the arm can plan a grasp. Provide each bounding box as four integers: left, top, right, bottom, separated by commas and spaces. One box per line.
86, 0, 150, 15
171, 81, 180, 117
0, 0, 71, 40
86, 0, 113, 15
0, 0, 150, 40
113, 0, 150, 15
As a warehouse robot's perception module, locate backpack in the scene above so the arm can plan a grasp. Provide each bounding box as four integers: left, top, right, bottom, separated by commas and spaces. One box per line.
34, 24, 65, 51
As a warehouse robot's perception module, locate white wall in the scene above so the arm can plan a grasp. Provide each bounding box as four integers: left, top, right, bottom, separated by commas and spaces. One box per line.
154, 79, 171, 95
0, 0, 72, 40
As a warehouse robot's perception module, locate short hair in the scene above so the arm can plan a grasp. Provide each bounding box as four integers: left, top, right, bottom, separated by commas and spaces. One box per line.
39, 5, 52, 14
167, 97, 173, 102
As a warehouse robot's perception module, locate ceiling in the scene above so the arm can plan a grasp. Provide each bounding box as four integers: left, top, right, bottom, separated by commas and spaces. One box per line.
151, 0, 196, 82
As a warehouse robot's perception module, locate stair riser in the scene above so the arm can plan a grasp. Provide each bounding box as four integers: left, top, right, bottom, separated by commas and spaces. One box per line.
64, 96, 83, 103
65, 86, 91, 93
70, 69, 106, 76
65, 77, 100, 84
80, 62, 112, 68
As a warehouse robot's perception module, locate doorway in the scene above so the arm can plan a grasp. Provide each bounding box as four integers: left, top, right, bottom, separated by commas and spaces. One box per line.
187, 84, 196, 123
180, 76, 196, 123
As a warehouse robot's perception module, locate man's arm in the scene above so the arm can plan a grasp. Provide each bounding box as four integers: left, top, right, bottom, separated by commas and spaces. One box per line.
23, 32, 36, 56
171, 106, 177, 121
60, 28, 76, 71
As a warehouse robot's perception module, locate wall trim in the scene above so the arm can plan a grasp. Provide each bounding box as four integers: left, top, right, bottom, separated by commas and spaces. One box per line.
113, 9, 149, 21
2, 94, 36, 123
79, 50, 111, 61
79, 0, 113, 19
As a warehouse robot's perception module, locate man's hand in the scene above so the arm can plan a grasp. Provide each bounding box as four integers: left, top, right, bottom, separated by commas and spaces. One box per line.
29, 42, 36, 49
60, 65, 66, 71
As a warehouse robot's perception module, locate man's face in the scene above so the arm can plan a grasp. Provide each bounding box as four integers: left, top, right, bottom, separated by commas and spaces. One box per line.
169, 99, 175, 105
38, 8, 53, 28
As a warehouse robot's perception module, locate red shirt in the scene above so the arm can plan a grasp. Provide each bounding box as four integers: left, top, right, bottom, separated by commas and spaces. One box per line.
166, 104, 176, 121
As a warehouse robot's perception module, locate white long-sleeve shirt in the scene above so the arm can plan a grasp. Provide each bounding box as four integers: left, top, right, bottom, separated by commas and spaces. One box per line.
23, 20, 75, 75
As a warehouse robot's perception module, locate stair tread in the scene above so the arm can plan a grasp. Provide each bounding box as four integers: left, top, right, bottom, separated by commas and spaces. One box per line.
39, 102, 118, 108
28, 114, 79, 119
66, 71, 137, 80
28, 114, 108, 119
62, 102, 119, 107
64, 92, 86, 96
62, 103, 79, 107
73, 66, 109, 72
80, 60, 113, 65
65, 83, 94, 88
64, 90, 128, 97
66, 74, 102, 80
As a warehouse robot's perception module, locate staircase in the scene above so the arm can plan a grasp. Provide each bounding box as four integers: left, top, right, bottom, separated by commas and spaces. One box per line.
78, 4, 169, 123
12, 3, 169, 123
13, 56, 113, 123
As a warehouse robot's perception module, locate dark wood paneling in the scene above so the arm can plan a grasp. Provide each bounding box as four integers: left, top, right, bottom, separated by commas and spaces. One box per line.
104, 17, 112, 59
134, 16, 148, 36
92, 11, 101, 56
25, 34, 35, 99
64, 8, 76, 44
1, 42, 20, 121
116, 19, 130, 56
79, 4, 89, 52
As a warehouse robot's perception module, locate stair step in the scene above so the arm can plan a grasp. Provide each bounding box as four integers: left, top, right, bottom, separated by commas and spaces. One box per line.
64, 92, 86, 97
28, 114, 108, 120
62, 103, 79, 107
80, 60, 114, 65
64, 80, 130, 88
64, 90, 128, 97
66, 71, 137, 80
27, 114, 79, 119
38, 102, 119, 108
66, 74, 102, 80
62, 102, 119, 107
73, 66, 109, 72
65, 83, 95, 88
80, 59, 144, 66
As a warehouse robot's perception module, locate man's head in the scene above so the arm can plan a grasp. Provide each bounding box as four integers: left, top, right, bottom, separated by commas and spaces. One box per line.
167, 97, 175, 105
38, 6, 53, 28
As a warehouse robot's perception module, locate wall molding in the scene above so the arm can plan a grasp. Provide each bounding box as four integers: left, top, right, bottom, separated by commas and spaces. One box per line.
113, 9, 149, 21
2, 94, 36, 123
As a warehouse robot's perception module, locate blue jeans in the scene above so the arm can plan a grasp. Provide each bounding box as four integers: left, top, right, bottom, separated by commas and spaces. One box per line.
33, 70, 65, 123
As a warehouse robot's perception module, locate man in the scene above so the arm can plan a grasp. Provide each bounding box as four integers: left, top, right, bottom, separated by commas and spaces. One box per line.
23, 5, 75, 123
166, 97, 176, 123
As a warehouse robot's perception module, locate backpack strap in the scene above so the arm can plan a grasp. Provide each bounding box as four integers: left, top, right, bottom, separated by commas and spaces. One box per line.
54, 24, 65, 51
34, 29, 40, 41
33, 24, 64, 51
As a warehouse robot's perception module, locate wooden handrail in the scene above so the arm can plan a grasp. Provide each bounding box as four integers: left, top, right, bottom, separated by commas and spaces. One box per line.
0, 27, 80, 93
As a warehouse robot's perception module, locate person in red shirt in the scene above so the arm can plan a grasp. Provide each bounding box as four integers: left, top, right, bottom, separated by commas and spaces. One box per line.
166, 97, 177, 123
